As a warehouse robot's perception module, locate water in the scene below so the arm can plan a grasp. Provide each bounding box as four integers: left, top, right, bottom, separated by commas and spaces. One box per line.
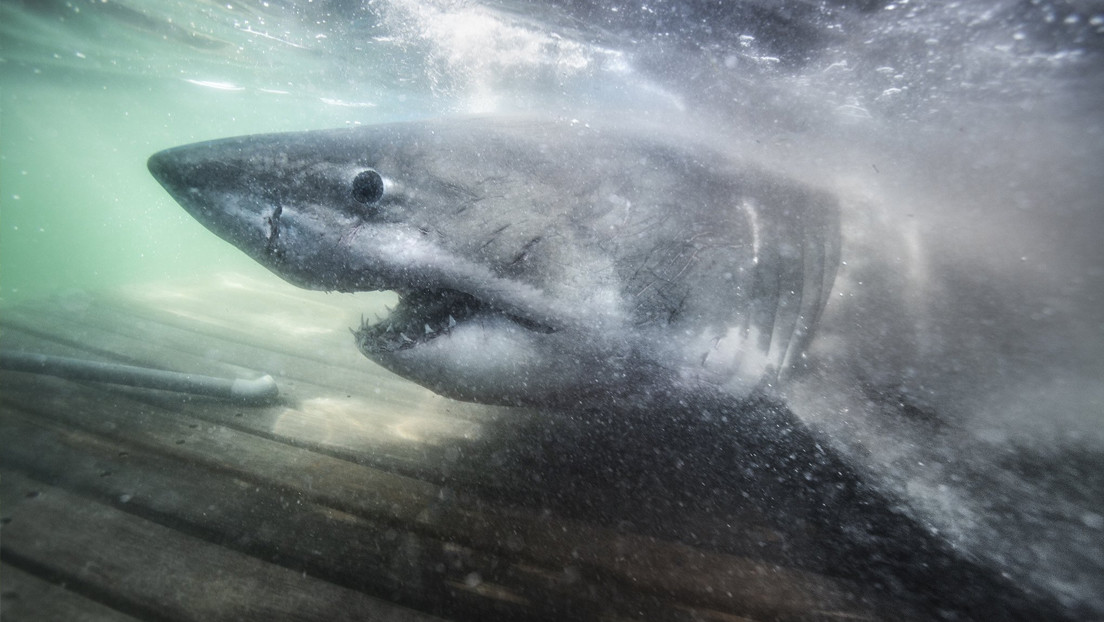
3, 0, 1103, 616
0, 0, 423, 300
3, 1, 1100, 303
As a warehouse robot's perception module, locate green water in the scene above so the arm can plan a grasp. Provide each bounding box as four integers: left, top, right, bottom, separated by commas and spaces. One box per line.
6, 0, 1099, 306
0, 0, 435, 302
0, 0, 622, 302
2, 0, 1104, 615
3, 76, 233, 299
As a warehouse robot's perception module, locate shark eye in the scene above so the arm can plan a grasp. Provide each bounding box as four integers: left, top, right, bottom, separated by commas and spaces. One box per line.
352, 169, 385, 205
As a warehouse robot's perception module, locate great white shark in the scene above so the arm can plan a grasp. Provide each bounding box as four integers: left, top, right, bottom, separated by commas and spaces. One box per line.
149, 117, 839, 408
148, 116, 1098, 620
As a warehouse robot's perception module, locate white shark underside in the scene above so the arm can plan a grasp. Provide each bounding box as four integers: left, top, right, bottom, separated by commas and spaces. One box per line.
149, 116, 1100, 620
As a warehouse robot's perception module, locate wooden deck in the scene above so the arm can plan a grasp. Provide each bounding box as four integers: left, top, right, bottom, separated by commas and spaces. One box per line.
0, 272, 897, 621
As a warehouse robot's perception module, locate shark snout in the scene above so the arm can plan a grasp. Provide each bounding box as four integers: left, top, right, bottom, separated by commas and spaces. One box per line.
146, 150, 175, 188
147, 147, 205, 203
147, 144, 235, 198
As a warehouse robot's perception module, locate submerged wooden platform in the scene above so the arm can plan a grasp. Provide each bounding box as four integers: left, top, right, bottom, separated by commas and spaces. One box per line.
0, 272, 897, 621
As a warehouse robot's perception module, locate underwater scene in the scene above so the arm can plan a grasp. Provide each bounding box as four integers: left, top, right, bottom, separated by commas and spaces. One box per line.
2, 1, 1103, 620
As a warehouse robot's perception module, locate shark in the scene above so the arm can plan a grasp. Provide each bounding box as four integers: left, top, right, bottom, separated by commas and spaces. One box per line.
147, 117, 840, 410
148, 116, 1099, 620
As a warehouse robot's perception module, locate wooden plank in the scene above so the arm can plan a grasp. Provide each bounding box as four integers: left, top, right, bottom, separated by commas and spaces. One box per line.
0, 293, 443, 410
0, 275, 908, 620
0, 563, 141, 622
0, 472, 448, 622
0, 318, 487, 450
0, 340, 493, 507
0, 277, 502, 468
0, 386, 860, 622
0, 320, 523, 516
0, 409, 598, 622
0, 371, 882, 621
2, 307, 801, 562
0, 278, 500, 424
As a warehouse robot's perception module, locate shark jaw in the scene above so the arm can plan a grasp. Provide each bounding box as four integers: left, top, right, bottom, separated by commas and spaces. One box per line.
354, 287, 556, 355
342, 262, 642, 407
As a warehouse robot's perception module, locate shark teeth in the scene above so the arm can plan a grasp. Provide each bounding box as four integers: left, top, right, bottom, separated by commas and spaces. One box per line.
353, 288, 485, 354
353, 287, 556, 354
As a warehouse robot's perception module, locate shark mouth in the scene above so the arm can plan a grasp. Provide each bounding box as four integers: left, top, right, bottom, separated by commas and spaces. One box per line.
354, 287, 556, 354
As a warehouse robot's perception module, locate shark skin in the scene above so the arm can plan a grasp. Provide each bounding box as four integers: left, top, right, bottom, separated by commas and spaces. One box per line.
148, 116, 1084, 621
147, 117, 840, 409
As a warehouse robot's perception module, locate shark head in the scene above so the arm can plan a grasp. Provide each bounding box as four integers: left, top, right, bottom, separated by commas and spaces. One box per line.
149, 117, 839, 407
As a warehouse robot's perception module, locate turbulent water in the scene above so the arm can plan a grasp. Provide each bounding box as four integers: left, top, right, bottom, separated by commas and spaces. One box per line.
3, 1, 1101, 298
3, 0, 1103, 617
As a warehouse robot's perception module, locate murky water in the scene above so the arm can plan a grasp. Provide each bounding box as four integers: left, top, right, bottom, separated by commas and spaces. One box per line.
3, 1, 1101, 301
3, 0, 1103, 617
